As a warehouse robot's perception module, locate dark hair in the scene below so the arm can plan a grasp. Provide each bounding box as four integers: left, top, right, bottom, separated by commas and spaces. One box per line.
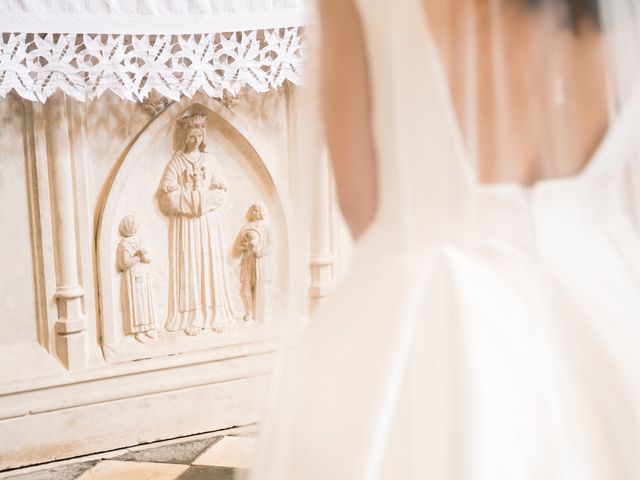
524, 0, 600, 29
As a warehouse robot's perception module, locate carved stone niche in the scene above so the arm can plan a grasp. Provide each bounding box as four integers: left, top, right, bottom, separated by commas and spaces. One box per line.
97, 95, 289, 363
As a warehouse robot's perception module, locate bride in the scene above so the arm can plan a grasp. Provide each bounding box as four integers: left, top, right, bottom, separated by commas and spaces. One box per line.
253, 0, 640, 478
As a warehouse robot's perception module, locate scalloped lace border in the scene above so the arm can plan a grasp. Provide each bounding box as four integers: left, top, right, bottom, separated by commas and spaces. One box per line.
0, 28, 304, 102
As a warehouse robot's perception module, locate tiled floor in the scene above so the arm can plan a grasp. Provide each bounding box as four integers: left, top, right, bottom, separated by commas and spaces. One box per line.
3, 434, 256, 480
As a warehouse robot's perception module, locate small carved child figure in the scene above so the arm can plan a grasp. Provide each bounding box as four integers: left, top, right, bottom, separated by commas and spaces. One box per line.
236, 203, 274, 322
117, 215, 158, 343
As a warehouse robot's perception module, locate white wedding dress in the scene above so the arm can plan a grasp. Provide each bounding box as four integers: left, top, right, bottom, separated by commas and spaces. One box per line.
253, 0, 640, 478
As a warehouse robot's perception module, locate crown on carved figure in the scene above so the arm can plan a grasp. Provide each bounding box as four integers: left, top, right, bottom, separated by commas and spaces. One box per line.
179, 113, 207, 129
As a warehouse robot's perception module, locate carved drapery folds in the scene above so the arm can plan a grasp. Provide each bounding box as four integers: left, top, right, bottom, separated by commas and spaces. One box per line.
117, 215, 158, 343
98, 97, 287, 362
0, 80, 306, 469
36, 91, 324, 366
158, 113, 243, 336
236, 202, 275, 322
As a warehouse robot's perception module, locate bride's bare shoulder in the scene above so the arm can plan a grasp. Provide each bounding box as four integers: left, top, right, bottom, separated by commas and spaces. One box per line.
318, 0, 357, 17
319, 0, 378, 240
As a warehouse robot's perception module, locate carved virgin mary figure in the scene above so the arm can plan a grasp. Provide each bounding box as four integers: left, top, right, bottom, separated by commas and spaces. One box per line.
158, 113, 242, 336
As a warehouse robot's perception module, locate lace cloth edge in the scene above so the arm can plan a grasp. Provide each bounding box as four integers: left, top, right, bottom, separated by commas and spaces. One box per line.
0, 28, 305, 103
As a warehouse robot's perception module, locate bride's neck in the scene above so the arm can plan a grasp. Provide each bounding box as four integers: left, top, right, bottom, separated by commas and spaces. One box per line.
423, 1, 608, 185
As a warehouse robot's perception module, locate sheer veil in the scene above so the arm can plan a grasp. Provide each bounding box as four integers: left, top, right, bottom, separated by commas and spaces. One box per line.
251, 0, 640, 479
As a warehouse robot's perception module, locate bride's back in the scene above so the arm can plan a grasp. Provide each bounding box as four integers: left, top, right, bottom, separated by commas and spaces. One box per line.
320, 0, 640, 247
252, 2, 640, 478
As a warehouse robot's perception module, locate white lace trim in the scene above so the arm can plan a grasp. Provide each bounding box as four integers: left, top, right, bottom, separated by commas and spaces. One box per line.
0, 28, 304, 102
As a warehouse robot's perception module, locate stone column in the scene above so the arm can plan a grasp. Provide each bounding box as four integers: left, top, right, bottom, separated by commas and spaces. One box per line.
309, 152, 335, 307
44, 92, 87, 370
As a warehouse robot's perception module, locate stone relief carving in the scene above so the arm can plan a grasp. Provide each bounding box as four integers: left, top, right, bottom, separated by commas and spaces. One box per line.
141, 91, 172, 116
117, 215, 158, 343
158, 112, 243, 337
218, 91, 240, 110
98, 97, 290, 362
236, 203, 274, 322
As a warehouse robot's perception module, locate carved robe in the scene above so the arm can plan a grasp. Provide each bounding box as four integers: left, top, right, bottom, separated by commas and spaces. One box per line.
117, 236, 156, 335
159, 151, 242, 331
237, 218, 274, 320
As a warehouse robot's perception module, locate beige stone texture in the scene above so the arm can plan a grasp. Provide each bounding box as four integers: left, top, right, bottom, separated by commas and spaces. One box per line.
193, 437, 257, 469
0, 84, 349, 470
75, 461, 188, 480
